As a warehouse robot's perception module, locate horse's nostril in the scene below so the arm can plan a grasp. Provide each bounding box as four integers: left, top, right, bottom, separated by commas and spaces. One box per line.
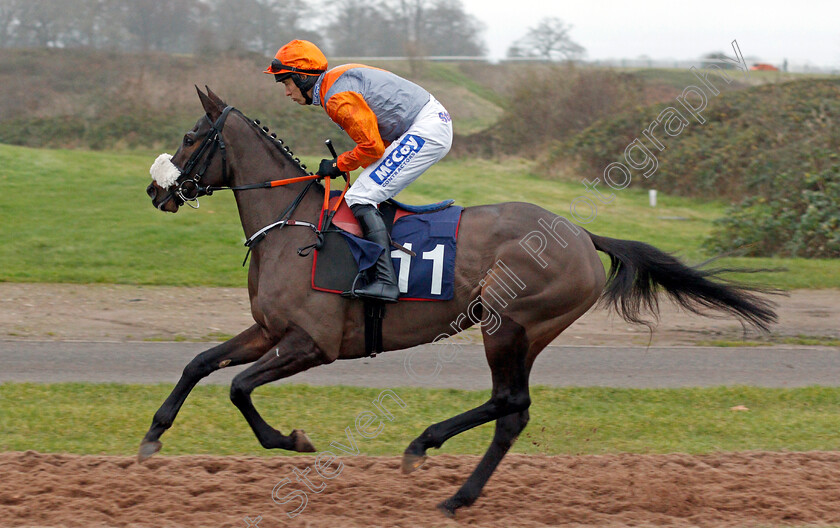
146, 183, 157, 199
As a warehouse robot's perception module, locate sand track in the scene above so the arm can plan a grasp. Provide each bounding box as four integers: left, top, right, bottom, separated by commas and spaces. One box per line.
2, 283, 838, 346
3, 285, 839, 526
2, 451, 840, 527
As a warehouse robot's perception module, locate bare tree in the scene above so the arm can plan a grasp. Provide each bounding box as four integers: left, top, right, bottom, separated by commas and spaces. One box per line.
0, 0, 25, 48
507, 17, 584, 61
55, 0, 115, 48
252, 0, 315, 54
325, 0, 401, 57
0, 0, 485, 57
205, 0, 254, 51
382, 0, 486, 57
202, 0, 316, 54
392, 0, 425, 53
422, 0, 485, 57
325, 0, 484, 59
13, 0, 69, 47
1, 0, 136, 50
120, 0, 200, 52
92, 0, 140, 49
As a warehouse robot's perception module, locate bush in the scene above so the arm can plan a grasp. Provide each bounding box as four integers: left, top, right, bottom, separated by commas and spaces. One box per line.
706, 157, 840, 258
454, 65, 644, 158
0, 48, 357, 153
546, 79, 840, 200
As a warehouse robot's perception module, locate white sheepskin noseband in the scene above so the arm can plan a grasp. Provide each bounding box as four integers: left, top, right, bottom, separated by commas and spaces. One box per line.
150, 153, 181, 188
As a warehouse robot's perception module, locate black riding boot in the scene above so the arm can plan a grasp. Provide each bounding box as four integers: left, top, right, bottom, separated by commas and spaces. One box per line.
350, 204, 400, 303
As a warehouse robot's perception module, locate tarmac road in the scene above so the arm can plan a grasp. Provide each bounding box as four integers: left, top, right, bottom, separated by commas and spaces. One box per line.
1, 340, 838, 389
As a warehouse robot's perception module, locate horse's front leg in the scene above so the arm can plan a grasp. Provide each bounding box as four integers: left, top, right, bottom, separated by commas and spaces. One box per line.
138, 324, 276, 461
229, 322, 332, 452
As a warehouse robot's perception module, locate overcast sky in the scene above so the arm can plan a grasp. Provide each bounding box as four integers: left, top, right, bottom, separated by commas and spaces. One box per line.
459, 0, 839, 67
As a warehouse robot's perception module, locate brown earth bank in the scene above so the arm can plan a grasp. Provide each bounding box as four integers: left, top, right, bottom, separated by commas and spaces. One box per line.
1, 451, 840, 528
1, 283, 838, 346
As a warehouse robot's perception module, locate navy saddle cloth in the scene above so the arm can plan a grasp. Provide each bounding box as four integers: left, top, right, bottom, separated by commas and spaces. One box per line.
311, 199, 463, 301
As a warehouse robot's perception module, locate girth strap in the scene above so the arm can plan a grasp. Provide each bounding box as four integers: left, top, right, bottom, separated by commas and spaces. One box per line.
364, 301, 386, 358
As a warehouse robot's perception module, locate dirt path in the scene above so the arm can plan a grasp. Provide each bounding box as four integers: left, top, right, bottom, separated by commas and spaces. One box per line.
2, 451, 840, 528
1, 283, 838, 346
2, 284, 839, 527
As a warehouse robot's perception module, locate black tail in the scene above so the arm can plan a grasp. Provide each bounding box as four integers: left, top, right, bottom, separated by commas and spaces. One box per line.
586, 230, 778, 332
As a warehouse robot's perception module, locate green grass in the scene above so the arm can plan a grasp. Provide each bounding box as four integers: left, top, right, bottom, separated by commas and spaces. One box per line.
1, 143, 838, 288
625, 67, 826, 91
0, 49, 508, 150
2, 383, 840, 456
698, 335, 840, 347
0, 144, 245, 286
695, 340, 769, 347
141, 332, 237, 343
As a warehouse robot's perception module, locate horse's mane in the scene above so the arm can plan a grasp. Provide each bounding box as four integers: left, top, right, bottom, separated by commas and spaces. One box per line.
237, 110, 311, 177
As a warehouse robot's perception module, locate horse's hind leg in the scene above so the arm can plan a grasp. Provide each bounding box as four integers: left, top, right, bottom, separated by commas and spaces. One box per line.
138, 324, 274, 461
439, 408, 529, 516
402, 316, 531, 474
229, 322, 331, 452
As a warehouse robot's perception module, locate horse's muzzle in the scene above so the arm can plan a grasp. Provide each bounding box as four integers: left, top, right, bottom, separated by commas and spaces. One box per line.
147, 182, 180, 212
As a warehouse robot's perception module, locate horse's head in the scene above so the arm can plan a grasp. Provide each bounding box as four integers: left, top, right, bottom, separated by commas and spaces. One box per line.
147, 87, 234, 212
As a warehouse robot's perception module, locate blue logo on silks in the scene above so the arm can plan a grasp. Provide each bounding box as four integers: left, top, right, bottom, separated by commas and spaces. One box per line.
370, 134, 425, 186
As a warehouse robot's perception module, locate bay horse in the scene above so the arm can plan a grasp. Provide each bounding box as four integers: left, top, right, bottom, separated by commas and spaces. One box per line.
142, 87, 776, 516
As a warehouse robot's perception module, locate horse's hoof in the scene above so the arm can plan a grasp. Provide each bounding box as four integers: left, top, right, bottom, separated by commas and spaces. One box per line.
436, 500, 457, 518
292, 430, 316, 453
137, 440, 162, 462
401, 453, 427, 474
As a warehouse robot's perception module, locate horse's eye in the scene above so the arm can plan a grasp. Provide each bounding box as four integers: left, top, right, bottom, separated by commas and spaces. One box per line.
184, 135, 195, 147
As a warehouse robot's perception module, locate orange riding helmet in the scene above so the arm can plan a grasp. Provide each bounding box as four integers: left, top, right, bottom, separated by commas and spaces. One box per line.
264, 40, 327, 104
265, 40, 327, 83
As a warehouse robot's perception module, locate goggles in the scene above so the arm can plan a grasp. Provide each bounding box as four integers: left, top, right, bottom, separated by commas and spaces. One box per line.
266, 58, 325, 76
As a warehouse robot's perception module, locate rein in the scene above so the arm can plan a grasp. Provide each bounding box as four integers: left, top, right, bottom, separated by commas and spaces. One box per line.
239, 171, 350, 267
170, 105, 349, 265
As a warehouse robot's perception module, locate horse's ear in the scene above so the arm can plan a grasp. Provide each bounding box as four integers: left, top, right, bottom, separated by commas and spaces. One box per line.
205, 86, 226, 107
196, 85, 223, 120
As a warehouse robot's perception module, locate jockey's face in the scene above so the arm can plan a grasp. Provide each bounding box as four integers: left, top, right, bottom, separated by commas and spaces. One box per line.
281, 78, 308, 105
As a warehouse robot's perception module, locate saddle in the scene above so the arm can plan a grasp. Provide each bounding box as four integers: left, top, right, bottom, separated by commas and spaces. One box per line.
328, 196, 455, 237
311, 192, 462, 357
312, 193, 459, 297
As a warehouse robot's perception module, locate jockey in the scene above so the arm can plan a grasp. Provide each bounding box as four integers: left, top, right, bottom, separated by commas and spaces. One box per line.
264, 39, 453, 303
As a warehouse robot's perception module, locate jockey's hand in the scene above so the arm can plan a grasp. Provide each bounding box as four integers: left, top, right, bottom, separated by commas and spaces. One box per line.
317, 158, 343, 178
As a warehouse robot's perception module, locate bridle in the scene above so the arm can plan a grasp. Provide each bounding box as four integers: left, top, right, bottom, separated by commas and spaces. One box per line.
170, 105, 340, 204
165, 105, 350, 264
171, 105, 234, 208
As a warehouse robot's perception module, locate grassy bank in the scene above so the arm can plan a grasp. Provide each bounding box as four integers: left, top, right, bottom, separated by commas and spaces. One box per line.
2, 383, 839, 457
0, 49, 811, 152
0, 48, 503, 151
1, 143, 837, 289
